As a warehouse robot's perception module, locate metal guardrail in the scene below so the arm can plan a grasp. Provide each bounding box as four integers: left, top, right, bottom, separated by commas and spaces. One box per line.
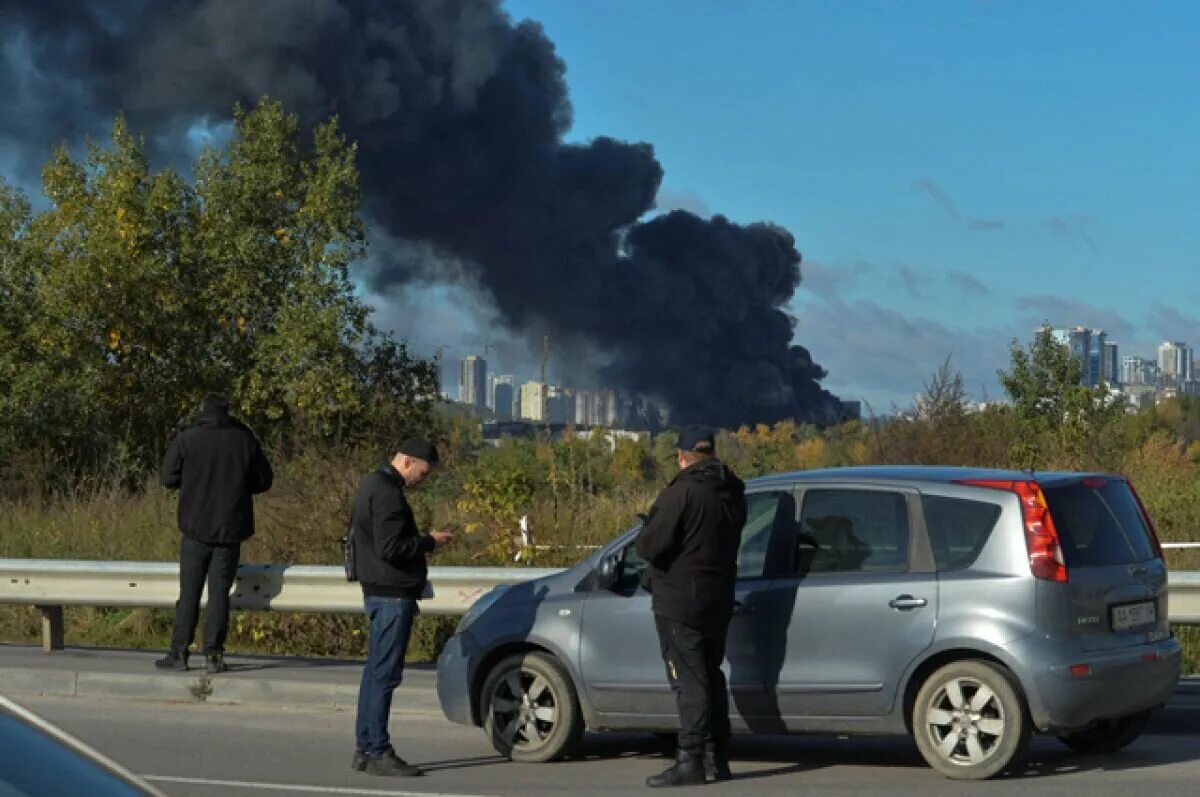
0, 559, 562, 651
1, 558, 1198, 652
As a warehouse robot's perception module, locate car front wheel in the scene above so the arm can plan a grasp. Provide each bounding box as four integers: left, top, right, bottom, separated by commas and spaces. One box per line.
481, 651, 583, 763
912, 660, 1031, 780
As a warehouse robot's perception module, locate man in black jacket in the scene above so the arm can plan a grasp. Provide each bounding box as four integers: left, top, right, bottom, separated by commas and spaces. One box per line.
635, 426, 747, 788
350, 437, 454, 778
157, 394, 274, 673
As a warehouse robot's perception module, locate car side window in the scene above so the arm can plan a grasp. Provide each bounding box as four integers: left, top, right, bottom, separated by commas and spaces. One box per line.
923, 495, 1001, 571
616, 538, 648, 593
736, 491, 794, 580
797, 489, 910, 574
615, 490, 795, 590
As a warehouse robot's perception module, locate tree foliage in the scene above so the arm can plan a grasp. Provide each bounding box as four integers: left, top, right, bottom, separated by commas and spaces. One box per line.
998, 327, 1126, 470
0, 99, 437, 483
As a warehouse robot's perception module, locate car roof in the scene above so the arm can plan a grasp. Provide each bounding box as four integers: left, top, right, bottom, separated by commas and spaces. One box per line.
747, 465, 1111, 489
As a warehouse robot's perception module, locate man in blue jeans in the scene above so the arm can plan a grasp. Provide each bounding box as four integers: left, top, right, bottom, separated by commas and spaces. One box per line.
349, 437, 454, 777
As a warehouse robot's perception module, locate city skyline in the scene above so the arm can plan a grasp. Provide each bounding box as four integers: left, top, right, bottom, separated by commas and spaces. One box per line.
374, 1, 1200, 416
456, 325, 1199, 424
459, 354, 627, 426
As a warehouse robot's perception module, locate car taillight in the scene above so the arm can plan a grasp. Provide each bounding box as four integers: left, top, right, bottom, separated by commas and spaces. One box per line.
1122, 478, 1165, 559
954, 479, 1068, 582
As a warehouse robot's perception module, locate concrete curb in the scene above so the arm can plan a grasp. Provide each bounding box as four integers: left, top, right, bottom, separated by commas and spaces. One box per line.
0, 666, 443, 715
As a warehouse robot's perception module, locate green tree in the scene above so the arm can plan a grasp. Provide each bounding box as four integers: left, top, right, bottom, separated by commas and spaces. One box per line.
999, 327, 1125, 470
0, 99, 438, 484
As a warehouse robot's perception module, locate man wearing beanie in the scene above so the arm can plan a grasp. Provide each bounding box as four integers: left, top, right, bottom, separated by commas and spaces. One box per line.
635, 426, 747, 788
350, 437, 455, 777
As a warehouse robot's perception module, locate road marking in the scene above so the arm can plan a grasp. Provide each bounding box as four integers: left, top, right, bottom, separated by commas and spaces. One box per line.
143, 775, 494, 797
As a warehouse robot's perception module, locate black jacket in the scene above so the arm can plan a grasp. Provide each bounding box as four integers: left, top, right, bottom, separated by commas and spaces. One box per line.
351, 463, 435, 599
635, 459, 747, 635
160, 407, 274, 544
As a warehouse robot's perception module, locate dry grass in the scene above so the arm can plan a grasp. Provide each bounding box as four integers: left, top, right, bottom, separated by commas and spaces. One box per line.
0, 452, 655, 659
2, 445, 1197, 671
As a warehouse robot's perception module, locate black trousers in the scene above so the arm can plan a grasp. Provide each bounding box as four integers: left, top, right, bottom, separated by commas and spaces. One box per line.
170, 536, 241, 656
655, 614, 731, 756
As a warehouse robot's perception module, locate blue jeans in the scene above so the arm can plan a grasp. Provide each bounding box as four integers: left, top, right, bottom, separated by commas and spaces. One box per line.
355, 596, 418, 757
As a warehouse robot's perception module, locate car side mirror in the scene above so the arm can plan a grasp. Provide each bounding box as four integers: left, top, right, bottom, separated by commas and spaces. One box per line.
595, 554, 621, 590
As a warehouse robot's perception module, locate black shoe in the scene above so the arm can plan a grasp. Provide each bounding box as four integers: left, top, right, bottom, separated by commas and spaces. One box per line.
704, 742, 733, 782
646, 751, 706, 788
351, 751, 368, 772
364, 749, 422, 777
154, 652, 188, 671
205, 654, 227, 674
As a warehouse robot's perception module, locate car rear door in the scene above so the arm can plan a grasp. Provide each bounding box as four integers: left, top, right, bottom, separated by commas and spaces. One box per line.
767, 484, 939, 720
1040, 476, 1169, 651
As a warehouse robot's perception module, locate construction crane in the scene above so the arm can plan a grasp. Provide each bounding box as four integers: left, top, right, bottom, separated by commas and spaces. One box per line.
540, 334, 549, 424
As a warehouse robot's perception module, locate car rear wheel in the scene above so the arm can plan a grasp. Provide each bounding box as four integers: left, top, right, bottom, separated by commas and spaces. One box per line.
1057, 711, 1151, 754
481, 651, 583, 763
912, 660, 1031, 780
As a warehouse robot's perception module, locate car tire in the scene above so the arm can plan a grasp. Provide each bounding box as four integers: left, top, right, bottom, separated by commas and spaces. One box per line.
912, 660, 1032, 780
481, 651, 584, 763
1057, 711, 1151, 755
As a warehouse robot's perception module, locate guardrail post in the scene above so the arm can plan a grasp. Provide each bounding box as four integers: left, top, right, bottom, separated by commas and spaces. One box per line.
37, 605, 64, 652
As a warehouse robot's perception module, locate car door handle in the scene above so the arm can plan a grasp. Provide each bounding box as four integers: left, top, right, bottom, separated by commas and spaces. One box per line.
732, 601, 756, 616
889, 595, 927, 610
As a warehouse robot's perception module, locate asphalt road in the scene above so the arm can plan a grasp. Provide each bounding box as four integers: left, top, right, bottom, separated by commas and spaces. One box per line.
15, 694, 1200, 797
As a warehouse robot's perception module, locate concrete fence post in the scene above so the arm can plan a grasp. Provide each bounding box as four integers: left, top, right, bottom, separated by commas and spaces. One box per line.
37, 605, 64, 652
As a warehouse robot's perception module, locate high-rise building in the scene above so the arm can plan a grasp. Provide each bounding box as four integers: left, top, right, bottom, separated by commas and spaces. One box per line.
575, 390, 596, 427
1122, 356, 1154, 386
519, 382, 546, 421
1049, 327, 1113, 387
548, 387, 573, 424
493, 381, 515, 421
1102, 341, 1120, 386
1158, 341, 1194, 386
487, 374, 515, 417
1087, 330, 1105, 387
459, 355, 487, 409
1052, 327, 1094, 386
596, 389, 619, 426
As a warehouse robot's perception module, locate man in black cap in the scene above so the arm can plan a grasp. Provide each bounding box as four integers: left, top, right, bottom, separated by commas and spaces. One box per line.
157, 393, 274, 674
636, 426, 747, 788
350, 437, 455, 777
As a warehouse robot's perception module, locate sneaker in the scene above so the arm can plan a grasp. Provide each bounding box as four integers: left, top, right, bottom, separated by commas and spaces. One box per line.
205, 654, 228, 674
364, 749, 422, 777
351, 751, 368, 772
154, 652, 188, 671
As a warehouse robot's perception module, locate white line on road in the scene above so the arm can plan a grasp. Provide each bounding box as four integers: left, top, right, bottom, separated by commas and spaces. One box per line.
143, 775, 494, 797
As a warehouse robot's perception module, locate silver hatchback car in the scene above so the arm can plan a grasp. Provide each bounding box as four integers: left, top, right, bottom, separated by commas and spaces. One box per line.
437, 466, 1183, 779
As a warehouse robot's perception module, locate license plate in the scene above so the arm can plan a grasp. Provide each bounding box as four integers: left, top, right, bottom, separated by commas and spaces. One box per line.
1111, 601, 1156, 631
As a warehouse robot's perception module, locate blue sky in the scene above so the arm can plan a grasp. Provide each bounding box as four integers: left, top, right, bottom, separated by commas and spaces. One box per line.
489, 0, 1200, 411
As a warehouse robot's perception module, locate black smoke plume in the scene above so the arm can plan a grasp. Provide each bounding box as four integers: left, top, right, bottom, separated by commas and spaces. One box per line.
0, 0, 842, 428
